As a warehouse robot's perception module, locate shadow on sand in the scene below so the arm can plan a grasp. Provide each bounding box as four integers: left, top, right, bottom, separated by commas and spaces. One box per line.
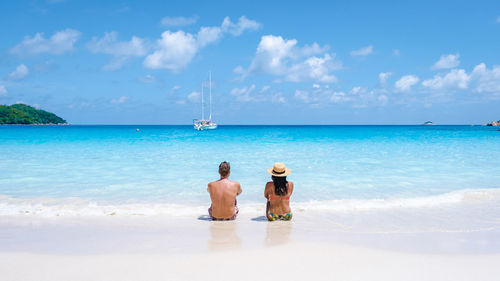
197, 215, 212, 221
251, 216, 268, 222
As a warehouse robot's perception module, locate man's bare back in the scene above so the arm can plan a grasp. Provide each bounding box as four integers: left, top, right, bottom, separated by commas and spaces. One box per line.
207, 162, 242, 220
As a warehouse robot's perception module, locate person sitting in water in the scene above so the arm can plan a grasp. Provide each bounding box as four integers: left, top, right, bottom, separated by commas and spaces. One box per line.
207, 161, 242, 220
265, 162, 294, 221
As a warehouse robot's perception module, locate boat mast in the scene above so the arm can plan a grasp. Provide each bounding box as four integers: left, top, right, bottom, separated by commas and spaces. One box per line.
201, 82, 204, 120
209, 71, 212, 121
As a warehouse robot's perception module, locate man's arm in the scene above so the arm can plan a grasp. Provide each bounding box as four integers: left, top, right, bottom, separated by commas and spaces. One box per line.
237, 183, 242, 196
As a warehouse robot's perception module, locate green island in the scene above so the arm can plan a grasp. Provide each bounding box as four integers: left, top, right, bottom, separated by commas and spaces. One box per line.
0, 104, 67, 125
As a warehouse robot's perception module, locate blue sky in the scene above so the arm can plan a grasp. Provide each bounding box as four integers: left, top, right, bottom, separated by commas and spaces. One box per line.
0, 0, 499, 124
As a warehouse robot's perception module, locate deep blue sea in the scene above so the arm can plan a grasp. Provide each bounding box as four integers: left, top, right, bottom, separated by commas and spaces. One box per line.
1, 125, 499, 217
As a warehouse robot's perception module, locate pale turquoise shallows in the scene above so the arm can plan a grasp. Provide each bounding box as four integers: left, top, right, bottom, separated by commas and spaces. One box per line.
1, 125, 499, 207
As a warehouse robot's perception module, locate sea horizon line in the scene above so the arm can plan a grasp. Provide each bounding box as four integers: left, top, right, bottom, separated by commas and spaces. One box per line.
0, 123, 489, 126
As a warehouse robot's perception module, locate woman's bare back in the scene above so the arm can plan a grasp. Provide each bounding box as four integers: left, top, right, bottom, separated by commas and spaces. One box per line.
265, 181, 294, 215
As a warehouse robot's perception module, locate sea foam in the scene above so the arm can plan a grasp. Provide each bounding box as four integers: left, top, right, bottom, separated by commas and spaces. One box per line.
1, 188, 499, 218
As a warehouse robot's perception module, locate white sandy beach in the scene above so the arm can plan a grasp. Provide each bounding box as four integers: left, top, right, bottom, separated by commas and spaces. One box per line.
3, 242, 500, 281
2, 203, 500, 281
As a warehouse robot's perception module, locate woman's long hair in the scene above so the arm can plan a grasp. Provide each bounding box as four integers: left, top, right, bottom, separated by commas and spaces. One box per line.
272, 176, 288, 196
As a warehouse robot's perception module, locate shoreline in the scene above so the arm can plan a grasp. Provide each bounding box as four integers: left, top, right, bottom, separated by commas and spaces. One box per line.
1, 214, 500, 281
2, 201, 500, 255
1, 187, 499, 218
2, 189, 500, 281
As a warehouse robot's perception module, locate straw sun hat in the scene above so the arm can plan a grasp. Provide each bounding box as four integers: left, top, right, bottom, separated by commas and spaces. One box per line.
267, 162, 291, 177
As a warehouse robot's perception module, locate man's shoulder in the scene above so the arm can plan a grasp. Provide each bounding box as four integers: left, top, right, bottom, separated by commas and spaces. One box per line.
228, 180, 240, 186
207, 180, 219, 190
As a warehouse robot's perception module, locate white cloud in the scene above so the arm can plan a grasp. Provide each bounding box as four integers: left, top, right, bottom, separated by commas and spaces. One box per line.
11, 29, 81, 56
294, 90, 309, 102
260, 85, 270, 92
144, 30, 198, 71
353, 88, 389, 107
138, 74, 156, 83
238, 35, 340, 83
230, 84, 257, 102
8, 64, 29, 80
110, 96, 128, 104
144, 16, 260, 71
233, 65, 245, 75
87, 32, 148, 71
330, 91, 349, 103
167, 85, 182, 100
431, 53, 460, 70
378, 94, 388, 105
286, 54, 338, 83
0, 85, 7, 96
294, 87, 350, 104
299, 43, 329, 57
229, 84, 283, 103
87, 32, 147, 56
394, 75, 420, 92
197, 26, 224, 47
312, 83, 320, 88
393, 49, 401, 56
271, 92, 286, 103
221, 16, 261, 36
469, 63, 500, 93
379, 72, 392, 85
187, 91, 200, 103
417, 63, 500, 94
349, 86, 362, 95
497, 16, 500, 23
422, 69, 469, 90
250, 35, 296, 75
350, 45, 373, 57
160, 15, 198, 27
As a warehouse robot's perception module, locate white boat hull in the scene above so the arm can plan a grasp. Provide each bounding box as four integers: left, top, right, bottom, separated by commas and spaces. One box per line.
195, 124, 218, 130
193, 120, 217, 130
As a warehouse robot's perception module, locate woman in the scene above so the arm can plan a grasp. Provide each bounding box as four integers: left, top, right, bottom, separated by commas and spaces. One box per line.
265, 162, 294, 221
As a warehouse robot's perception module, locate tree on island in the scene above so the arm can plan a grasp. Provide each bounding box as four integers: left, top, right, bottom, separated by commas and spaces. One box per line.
0, 104, 67, 124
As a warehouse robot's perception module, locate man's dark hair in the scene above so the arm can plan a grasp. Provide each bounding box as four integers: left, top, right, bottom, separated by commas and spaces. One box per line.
219, 161, 230, 177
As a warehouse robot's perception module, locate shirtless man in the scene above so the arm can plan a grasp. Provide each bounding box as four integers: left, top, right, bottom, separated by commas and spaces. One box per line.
207, 161, 242, 220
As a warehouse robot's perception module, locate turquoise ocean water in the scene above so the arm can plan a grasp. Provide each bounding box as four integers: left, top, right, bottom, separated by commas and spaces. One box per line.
1, 125, 499, 217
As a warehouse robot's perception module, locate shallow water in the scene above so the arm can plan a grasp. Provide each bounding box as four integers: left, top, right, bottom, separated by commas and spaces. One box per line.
0, 125, 499, 218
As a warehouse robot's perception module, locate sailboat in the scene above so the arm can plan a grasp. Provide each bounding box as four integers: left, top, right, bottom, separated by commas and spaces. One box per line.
193, 72, 218, 130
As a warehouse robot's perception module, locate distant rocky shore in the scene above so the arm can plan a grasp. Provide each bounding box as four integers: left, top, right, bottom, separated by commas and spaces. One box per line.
486, 120, 500, 126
